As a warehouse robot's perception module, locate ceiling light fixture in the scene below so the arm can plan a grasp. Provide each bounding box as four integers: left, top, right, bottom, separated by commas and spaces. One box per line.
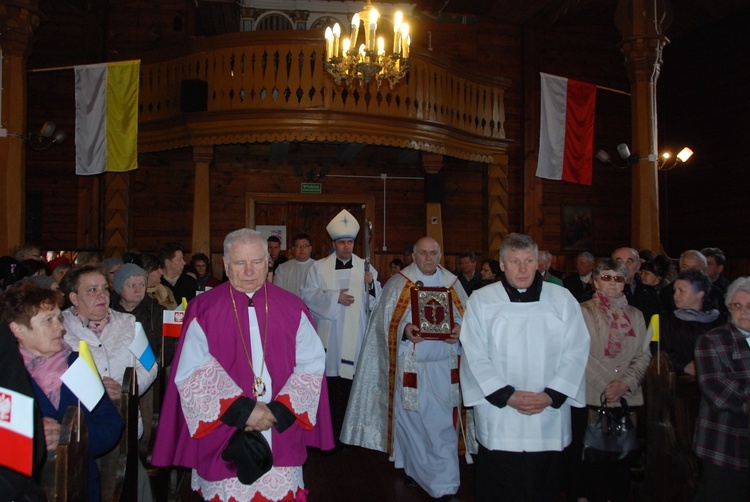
323, 0, 411, 90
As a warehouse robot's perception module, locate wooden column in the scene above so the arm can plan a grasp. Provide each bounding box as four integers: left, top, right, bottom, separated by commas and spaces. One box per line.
77, 176, 102, 252
615, 0, 671, 251
191, 145, 214, 255
487, 157, 510, 260
0, 2, 40, 255
103, 172, 130, 258
422, 153, 444, 262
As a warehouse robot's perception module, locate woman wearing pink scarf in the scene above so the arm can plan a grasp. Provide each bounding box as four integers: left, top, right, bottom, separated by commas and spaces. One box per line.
569, 258, 651, 502
0, 282, 123, 502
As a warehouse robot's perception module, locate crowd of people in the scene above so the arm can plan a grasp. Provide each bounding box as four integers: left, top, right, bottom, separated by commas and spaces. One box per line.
1, 227, 748, 502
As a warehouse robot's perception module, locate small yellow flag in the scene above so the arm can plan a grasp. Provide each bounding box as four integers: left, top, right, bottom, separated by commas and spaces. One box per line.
78, 340, 101, 377
181, 297, 188, 311
648, 314, 660, 342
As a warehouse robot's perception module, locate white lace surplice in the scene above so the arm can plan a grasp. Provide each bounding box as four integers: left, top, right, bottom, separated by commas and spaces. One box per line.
175, 299, 324, 502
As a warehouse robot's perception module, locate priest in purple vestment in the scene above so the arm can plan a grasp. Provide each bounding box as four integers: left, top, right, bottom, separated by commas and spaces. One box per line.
152, 228, 334, 502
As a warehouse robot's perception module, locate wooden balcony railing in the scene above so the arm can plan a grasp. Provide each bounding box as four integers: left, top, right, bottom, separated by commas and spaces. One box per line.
138, 31, 511, 162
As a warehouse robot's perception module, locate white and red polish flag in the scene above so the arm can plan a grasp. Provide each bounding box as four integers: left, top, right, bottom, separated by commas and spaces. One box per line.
536, 72, 596, 185
0, 387, 34, 476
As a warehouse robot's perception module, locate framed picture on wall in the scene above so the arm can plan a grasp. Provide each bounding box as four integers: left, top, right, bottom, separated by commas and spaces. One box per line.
256, 225, 287, 249
561, 205, 593, 251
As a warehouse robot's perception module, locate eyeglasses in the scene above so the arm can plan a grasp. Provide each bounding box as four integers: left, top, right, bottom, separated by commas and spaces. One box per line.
293, 244, 311, 248
728, 302, 750, 314
599, 274, 625, 283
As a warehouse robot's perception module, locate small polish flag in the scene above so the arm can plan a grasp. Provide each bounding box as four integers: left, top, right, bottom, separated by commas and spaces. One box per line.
0, 387, 35, 476
163, 310, 185, 339
536, 72, 597, 185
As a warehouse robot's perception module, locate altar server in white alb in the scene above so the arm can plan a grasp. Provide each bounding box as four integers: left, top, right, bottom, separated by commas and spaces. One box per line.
273, 233, 315, 298
301, 209, 381, 439
459, 233, 590, 501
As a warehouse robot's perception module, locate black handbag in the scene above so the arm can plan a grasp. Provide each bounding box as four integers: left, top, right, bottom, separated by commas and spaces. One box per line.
581, 393, 640, 464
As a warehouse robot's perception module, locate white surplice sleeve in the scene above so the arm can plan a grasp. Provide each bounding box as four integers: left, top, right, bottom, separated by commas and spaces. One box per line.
174, 318, 243, 438
275, 313, 325, 429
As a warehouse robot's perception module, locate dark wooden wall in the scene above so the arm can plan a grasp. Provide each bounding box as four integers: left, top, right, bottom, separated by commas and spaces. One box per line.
21, 1, 750, 278
129, 145, 484, 259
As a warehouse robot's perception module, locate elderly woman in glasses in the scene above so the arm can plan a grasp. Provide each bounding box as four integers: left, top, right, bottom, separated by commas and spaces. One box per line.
569, 258, 651, 502
0, 282, 123, 501
693, 277, 750, 502
661, 268, 726, 376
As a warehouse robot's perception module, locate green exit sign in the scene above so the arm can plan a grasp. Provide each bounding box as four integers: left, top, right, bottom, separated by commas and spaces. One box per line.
301, 182, 322, 194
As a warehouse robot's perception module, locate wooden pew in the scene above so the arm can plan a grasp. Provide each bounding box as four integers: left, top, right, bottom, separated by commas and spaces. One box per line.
645, 351, 701, 501
143, 353, 170, 501
100, 367, 139, 502
40, 405, 89, 501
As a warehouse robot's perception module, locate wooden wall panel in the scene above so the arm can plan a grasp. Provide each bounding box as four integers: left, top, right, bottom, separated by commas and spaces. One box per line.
126, 144, 484, 263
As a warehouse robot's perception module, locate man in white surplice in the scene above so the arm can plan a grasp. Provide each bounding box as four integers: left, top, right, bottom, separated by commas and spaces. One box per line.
273, 233, 314, 298
460, 233, 590, 501
300, 209, 381, 439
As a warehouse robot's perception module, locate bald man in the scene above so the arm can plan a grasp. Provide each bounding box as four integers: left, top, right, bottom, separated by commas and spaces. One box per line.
342, 237, 471, 501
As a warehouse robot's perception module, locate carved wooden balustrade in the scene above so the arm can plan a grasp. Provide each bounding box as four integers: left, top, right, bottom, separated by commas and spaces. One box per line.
138, 30, 511, 161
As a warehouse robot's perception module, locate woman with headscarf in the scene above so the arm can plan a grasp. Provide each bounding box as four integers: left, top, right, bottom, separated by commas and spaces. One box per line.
662, 268, 726, 376
570, 258, 651, 502
111, 263, 165, 364
0, 282, 123, 501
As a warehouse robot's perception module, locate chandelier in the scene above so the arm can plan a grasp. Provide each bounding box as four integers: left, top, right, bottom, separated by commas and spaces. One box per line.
323, 1, 411, 90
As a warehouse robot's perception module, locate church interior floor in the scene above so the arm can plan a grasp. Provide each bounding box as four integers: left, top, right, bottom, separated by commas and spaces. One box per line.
169, 444, 647, 501
303, 445, 476, 501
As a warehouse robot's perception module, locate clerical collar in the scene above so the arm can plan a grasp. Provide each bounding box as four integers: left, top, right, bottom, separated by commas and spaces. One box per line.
500, 272, 544, 303
335, 259, 353, 269
245, 291, 256, 307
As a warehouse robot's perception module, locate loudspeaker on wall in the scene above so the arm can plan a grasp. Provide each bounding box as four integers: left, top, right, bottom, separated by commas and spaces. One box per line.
181, 79, 208, 113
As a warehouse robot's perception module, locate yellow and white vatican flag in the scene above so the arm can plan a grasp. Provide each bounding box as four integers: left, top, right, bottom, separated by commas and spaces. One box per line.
74, 60, 140, 175
61, 340, 106, 410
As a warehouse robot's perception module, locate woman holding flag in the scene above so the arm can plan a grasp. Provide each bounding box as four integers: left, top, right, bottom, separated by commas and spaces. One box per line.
0, 281, 123, 501
60, 265, 158, 501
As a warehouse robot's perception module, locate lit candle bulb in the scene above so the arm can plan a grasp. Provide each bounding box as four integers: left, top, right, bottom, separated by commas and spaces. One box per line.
393, 11, 403, 53
324, 27, 334, 61
401, 23, 411, 59
369, 8, 379, 52
342, 37, 351, 57
377, 37, 385, 56
350, 13, 360, 48
332, 23, 341, 58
